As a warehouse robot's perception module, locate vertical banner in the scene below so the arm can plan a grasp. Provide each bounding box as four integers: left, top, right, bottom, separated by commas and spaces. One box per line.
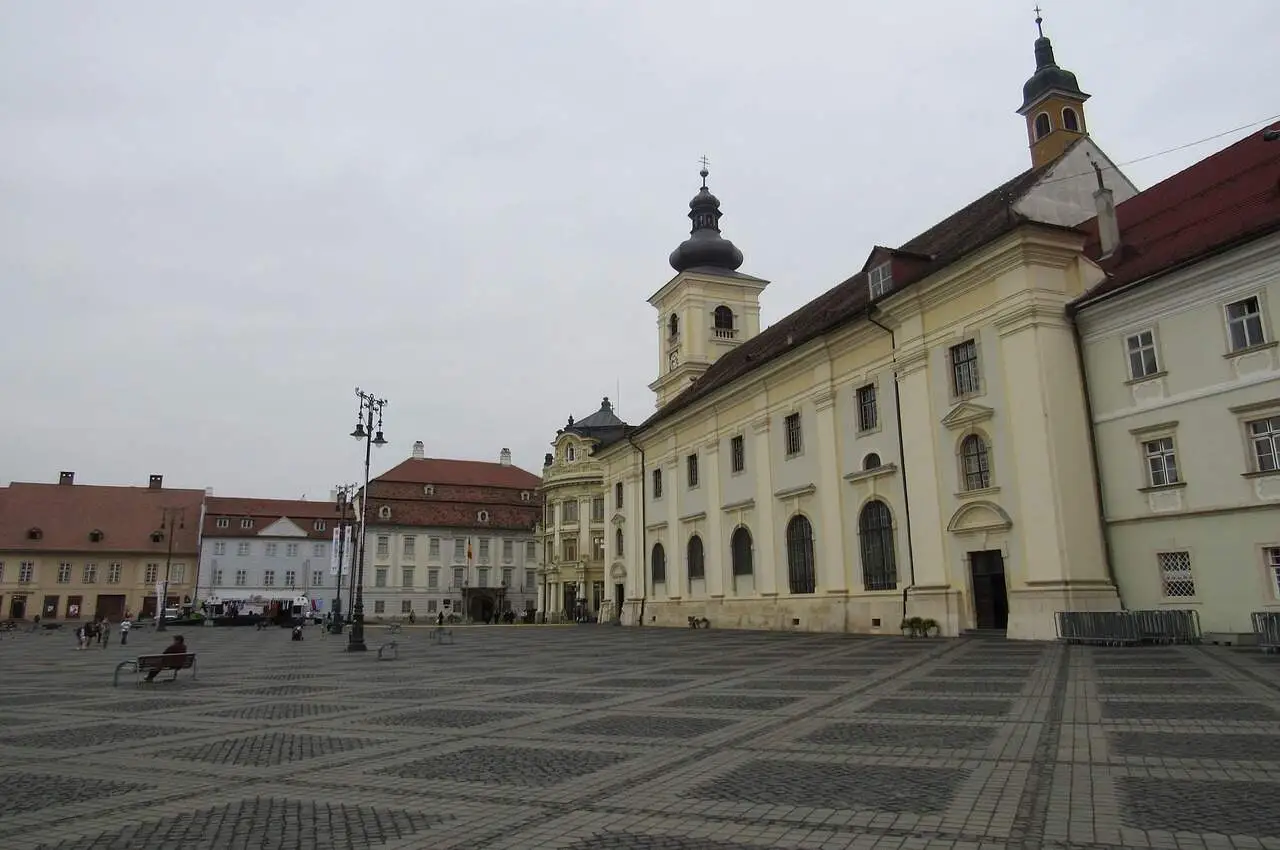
329, 526, 354, 576
330, 527, 343, 576
155, 582, 165, 604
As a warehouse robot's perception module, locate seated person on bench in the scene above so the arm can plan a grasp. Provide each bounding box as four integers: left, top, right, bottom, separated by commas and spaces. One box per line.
145, 634, 188, 682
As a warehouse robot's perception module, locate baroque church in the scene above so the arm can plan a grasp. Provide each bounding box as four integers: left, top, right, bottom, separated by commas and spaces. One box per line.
540, 19, 1143, 639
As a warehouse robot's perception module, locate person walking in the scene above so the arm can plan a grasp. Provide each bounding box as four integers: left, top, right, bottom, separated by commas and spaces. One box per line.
119, 617, 131, 646
101, 618, 111, 648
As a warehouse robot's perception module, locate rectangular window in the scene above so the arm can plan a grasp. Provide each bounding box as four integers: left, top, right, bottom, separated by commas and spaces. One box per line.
403, 536, 415, 557
216, 518, 229, 528
687, 453, 699, 488
313, 520, 326, 531
591, 497, 605, 521
427, 599, 438, 612
171, 564, 186, 583
1125, 330, 1160, 379
503, 567, 513, 587
145, 563, 158, 584
563, 538, 578, 561
730, 435, 745, 473
283, 569, 295, 586
237, 542, 250, 556
57, 562, 72, 583
401, 599, 412, 614
374, 600, 385, 614
312, 542, 325, 557
525, 541, 536, 561
950, 339, 980, 397
1226, 296, 1266, 352
263, 570, 275, 586
867, 261, 893, 298
265, 543, 278, 557
1143, 437, 1180, 487
453, 539, 466, 562
652, 469, 663, 499
235, 570, 247, 587
452, 567, 464, 587
375, 568, 387, 587
213, 568, 223, 586
856, 384, 878, 431
614, 481, 624, 509
784, 412, 803, 456
83, 563, 97, 584
503, 539, 514, 562
285, 543, 298, 558
107, 562, 121, 584
213, 541, 226, 556
1248, 416, 1280, 473
525, 568, 535, 590
240, 518, 253, 529
1157, 551, 1196, 598
429, 537, 441, 559
478, 539, 490, 563
376, 536, 389, 557
592, 535, 604, 561
20, 561, 34, 583
478, 568, 489, 587
312, 570, 324, 585
428, 569, 439, 589
1267, 547, 1280, 598
402, 568, 414, 587
562, 500, 579, 523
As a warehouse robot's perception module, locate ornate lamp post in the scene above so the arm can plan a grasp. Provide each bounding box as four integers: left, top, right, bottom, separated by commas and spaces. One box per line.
329, 484, 356, 634
347, 387, 388, 652
154, 507, 185, 632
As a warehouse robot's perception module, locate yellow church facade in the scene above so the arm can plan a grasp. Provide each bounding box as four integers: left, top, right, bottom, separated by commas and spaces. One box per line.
578, 22, 1142, 639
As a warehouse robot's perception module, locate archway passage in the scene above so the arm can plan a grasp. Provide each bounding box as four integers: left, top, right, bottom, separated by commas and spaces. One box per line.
464, 588, 503, 623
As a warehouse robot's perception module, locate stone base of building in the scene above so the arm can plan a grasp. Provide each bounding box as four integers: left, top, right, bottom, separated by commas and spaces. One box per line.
627, 593, 918, 635
904, 585, 966, 636
1007, 580, 1122, 640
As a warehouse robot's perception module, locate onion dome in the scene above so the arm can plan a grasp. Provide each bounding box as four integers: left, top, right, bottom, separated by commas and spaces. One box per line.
668, 165, 745, 273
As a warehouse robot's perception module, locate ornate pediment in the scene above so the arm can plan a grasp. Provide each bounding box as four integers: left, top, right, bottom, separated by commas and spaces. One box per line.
610, 562, 627, 579
947, 500, 1012, 534
940, 402, 995, 431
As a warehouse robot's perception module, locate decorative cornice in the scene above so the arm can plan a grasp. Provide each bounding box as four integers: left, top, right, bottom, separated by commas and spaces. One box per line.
1229, 398, 1280, 416
811, 390, 836, 412
750, 417, 771, 434
993, 299, 1071, 336
895, 345, 929, 377
773, 483, 816, 500
721, 497, 755, 512
702, 438, 720, 453
940, 402, 995, 431
679, 510, 707, 522
1127, 420, 1180, 436
843, 463, 898, 483
644, 520, 668, 532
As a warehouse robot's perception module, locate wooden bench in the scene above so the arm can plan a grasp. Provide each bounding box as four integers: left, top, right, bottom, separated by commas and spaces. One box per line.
687, 616, 711, 629
113, 652, 198, 687
428, 626, 454, 644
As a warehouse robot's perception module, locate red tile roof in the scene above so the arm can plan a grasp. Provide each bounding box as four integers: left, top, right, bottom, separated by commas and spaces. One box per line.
1076, 122, 1280, 303
632, 158, 1063, 434
202, 496, 338, 539
0, 482, 205, 554
376, 457, 542, 490
366, 500, 541, 533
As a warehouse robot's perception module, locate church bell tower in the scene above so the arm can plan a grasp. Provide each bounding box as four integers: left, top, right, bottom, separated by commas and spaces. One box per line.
1017, 9, 1090, 168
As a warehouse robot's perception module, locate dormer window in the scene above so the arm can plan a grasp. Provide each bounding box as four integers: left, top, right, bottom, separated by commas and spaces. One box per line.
151, 531, 164, 543
216, 518, 229, 528
378, 506, 392, 520
27, 527, 42, 541
313, 520, 326, 531
567, 446, 576, 462
423, 484, 435, 496
240, 518, 253, 529
89, 529, 104, 542
477, 510, 490, 523
521, 491, 531, 502
868, 261, 893, 298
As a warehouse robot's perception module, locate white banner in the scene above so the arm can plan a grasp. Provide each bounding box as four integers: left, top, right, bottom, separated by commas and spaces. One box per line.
329, 526, 354, 576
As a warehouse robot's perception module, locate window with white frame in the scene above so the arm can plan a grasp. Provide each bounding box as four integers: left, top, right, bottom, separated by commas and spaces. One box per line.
477, 568, 489, 587
401, 568, 414, 587
1143, 437, 1180, 487
524, 568, 535, 590
285, 543, 298, 557
283, 569, 295, 586
525, 540, 536, 561
429, 537, 441, 559
730, 434, 746, 473
868, 261, 893, 298
562, 500, 578, 522
216, 518, 229, 528
592, 535, 604, 561
213, 541, 226, 556
19, 561, 33, 583
240, 518, 253, 529
312, 570, 324, 585
265, 543, 278, 557
502, 539, 513, 562
452, 566, 464, 586
1125, 330, 1161, 379
428, 569, 439, 588
686, 453, 699, 488
235, 569, 247, 586
378, 505, 392, 519
374, 600, 385, 614
237, 542, 250, 556
57, 562, 71, 583
477, 510, 489, 523
145, 563, 158, 583
478, 539, 490, 563
1226, 296, 1266, 352
107, 562, 121, 584
171, 564, 186, 583
427, 599, 438, 612
502, 567, 513, 587
400, 599, 412, 614
1157, 551, 1196, 598
263, 570, 275, 586
313, 519, 326, 531
651, 469, 663, 499
375, 568, 387, 587
591, 497, 604, 521
960, 434, 991, 490
950, 339, 980, 397
784, 412, 803, 456
312, 542, 325, 557
1266, 547, 1280, 597
376, 536, 389, 556
453, 539, 465, 562
856, 384, 878, 431
83, 563, 97, 583
403, 536, 415, 558
213, 568, 223, 586
1248, 416, 1280, 473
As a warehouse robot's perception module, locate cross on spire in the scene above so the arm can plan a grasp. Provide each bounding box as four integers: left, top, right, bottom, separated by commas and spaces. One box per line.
1034, 5, 1044, 37
698, 155, 710, 188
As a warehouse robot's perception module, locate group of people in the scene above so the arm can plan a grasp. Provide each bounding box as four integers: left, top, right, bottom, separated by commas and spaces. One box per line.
75, 615, 132, 649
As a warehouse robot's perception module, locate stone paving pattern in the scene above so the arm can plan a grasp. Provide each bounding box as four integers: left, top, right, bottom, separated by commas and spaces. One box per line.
1, 624, 1279, 849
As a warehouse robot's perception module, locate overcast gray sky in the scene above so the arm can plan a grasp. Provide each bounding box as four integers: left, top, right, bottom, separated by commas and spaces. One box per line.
2, 1, 1276, 500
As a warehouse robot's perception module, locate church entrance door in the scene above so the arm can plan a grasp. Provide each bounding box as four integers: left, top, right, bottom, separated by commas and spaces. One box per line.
969, 550, 1009, 630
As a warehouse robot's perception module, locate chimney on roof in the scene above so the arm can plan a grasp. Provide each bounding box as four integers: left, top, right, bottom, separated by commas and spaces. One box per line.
499, 448, 512, 466
1089, 156, 1121, 259
149, 474, 163, 490
205, 487, 214, 496
412, 440, 425, 460
59, 471, 74, 486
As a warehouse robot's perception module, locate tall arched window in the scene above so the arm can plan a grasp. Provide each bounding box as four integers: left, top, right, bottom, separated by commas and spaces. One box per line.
859, 500, 897, 591
713, 306, 734, 331
614, 481, 623, 508
615, 528, 624, 556
651, 543, 667, 585
1034, 112, 1051, 139
786, 515, 816, 594
960, 434, 991, 491
687, 535, 705, 583
669, 313, 679, 337
731, 526, 753, 578
1062, 107, 1080, 132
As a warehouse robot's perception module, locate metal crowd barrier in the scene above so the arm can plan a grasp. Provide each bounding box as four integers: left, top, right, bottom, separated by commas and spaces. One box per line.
1252, 611, 1280, 653
1055, 609, 1201, 646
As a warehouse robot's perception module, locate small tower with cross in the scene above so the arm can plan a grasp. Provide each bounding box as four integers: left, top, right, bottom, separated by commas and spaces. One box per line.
1017, 6, 1090, 168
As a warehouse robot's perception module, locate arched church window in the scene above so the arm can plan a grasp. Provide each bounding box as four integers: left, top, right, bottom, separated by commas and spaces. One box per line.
651, 543, 667, 585
863, 452, 882, 471
669, 314, 679, 338
1034, 112, 1051, 140
1062, 107, 1080, 132
960, 434, 991, 491
687, 535, 705, 583
713, 306, 734, 330
785, 515, 816, 594
858, 500, 897, 591
615, 528, 624, 556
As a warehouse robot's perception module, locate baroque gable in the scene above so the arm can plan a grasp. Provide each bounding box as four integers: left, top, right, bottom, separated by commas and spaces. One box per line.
940, 402, 995, 430
946, 500, 1013, 534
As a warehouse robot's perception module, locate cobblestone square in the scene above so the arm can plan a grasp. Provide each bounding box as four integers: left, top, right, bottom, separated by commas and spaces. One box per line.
2, 625, 1279, 848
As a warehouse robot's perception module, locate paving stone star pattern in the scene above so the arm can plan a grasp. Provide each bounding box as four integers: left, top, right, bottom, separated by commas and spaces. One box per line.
2, 625, 1280, 849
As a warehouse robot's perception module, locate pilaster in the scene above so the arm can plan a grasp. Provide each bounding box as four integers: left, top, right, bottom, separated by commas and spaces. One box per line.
703, 438, 726, 597
812, 390, 847, 593
896, 357, 949, 589
751, 416, 778, 596
665, 459, 681, 599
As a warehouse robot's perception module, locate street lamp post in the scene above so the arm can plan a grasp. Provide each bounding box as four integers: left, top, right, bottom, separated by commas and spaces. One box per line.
346, 387, 388, 652
330, 484, 355, 634
154, 507, 185, 632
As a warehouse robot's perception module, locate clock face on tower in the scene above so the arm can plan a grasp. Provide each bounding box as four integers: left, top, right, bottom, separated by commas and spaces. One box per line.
668, 350, 679, 372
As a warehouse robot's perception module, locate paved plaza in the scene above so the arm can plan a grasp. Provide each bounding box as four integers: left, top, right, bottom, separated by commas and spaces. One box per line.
2, 625, 1280, 850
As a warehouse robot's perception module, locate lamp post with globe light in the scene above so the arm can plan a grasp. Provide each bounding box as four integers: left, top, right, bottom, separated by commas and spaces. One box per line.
346, 388, 388, 652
